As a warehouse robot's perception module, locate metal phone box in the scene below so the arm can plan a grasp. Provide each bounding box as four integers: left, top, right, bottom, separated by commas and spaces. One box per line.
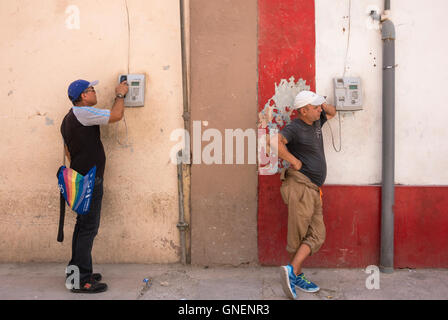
119, 74, 145, 107
333, 77, 362, 111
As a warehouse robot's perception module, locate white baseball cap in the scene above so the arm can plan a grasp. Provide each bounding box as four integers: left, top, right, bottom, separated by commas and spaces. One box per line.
294, 90, 326, 109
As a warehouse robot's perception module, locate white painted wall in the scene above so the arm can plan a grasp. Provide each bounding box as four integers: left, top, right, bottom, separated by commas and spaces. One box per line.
316, 0, 448, 185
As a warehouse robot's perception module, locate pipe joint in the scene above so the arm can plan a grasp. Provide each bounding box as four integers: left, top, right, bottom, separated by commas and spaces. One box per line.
383, 64, 398, 71
381, 19, 396, 40
182, 111, 191, 122
369, 10, 390, 23
177, 221, 189, 231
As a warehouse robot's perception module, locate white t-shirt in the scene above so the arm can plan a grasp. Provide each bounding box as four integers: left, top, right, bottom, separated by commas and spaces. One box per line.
72, 106, 111, 126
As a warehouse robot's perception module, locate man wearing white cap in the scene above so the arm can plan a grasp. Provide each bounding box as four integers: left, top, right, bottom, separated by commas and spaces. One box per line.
61, 79, 128, 293
274, 90, 336, 299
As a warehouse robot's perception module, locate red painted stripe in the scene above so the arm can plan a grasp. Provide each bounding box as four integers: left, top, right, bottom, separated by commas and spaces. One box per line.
394, 186, 448, 268
259, 181, 448, 268
258, 0, 316, 106
303, 185, 381, 268
258, 0, 316, 264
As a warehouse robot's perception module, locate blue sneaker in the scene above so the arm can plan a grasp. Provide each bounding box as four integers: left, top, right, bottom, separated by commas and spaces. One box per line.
295, 273, 320, 293
280, 265, 297, 299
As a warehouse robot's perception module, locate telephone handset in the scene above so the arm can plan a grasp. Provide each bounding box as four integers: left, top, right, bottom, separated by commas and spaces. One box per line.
119, 75, 128, 98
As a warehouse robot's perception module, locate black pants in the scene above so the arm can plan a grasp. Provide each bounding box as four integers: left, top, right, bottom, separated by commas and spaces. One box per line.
68, 177, 103, 284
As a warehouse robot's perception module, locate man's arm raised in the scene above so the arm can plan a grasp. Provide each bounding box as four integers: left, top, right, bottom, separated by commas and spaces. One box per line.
322, 102, 337, 120
109, 81, 129, 123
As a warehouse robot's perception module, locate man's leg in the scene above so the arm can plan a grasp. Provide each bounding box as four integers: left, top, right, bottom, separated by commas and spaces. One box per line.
281, 182, 324, 295
290, 190, 325, 294
290, 243, 311, 276
291, 191, 326, 276
279, 180, 312, 299
68, 178, 104, 290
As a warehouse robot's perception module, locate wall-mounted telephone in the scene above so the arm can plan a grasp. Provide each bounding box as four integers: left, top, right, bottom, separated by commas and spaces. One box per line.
118, 74, 146, 107
333, 77, 363, 111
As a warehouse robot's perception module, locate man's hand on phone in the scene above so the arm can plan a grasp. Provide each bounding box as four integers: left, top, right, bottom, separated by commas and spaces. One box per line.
116, 81, 129, 96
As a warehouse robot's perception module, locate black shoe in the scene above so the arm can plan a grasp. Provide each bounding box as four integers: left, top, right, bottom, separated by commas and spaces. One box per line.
92, 273, 102, 282
66, 273, 102, 282
71, 280, 108, 294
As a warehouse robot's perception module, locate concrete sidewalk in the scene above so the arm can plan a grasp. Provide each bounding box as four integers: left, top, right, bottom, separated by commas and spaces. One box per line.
0, 263, 447, 300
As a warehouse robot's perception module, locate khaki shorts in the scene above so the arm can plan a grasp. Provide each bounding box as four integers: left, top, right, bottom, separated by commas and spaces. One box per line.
280, 169, 326, 256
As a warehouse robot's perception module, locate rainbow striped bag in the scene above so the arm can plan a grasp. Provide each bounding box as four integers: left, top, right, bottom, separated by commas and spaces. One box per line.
57, 166, 96, 215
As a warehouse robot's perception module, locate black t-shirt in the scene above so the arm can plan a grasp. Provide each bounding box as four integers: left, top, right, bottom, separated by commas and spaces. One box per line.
60, 107, 110, 179
280, 110, 328, 187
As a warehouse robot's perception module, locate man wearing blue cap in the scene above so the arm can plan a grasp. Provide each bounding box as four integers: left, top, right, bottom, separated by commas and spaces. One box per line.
61, 79, 128, 293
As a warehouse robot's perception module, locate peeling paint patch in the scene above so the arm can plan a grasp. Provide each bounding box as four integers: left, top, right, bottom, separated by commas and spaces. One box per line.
258, 77, 310, 174
163, 65, 170, 70
258, 77, 310, 130
158, 237, 181, 255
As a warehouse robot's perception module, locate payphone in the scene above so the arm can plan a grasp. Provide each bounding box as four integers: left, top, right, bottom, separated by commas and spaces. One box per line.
118, 74, 146, 107
333, 77, 362, 111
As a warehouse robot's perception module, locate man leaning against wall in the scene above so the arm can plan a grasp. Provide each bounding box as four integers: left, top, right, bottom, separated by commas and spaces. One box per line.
270, 90, 337, 300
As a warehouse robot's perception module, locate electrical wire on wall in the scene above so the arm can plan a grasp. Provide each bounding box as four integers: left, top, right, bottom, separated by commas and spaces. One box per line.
327, 0, 352, 153
115, 0, 132, 148
327, 110, 343, 153
125, 0, 131, 75
343, 0, 352, 79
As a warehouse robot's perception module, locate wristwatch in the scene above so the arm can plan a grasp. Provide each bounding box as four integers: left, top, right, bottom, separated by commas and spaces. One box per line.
116, 93, 125, 99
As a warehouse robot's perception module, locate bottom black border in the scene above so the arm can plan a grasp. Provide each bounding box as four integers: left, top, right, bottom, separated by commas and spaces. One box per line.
2, 300, 446, 319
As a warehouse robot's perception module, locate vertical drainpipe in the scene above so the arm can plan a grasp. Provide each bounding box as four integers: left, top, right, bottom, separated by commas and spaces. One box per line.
177, 151, 188, 265
380, 0, 395, 274
177, 0, 191, 265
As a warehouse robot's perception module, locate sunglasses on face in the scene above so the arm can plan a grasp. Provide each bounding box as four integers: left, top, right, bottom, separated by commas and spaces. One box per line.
83, 87, 96, 93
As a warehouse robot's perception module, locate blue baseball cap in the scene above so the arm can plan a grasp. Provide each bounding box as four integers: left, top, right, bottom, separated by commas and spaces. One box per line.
68, 79, 99, 102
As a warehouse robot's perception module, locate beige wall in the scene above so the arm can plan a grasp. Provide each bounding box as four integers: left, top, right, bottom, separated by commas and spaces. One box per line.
0, 0, 184, 263
190, 0, 258, 266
